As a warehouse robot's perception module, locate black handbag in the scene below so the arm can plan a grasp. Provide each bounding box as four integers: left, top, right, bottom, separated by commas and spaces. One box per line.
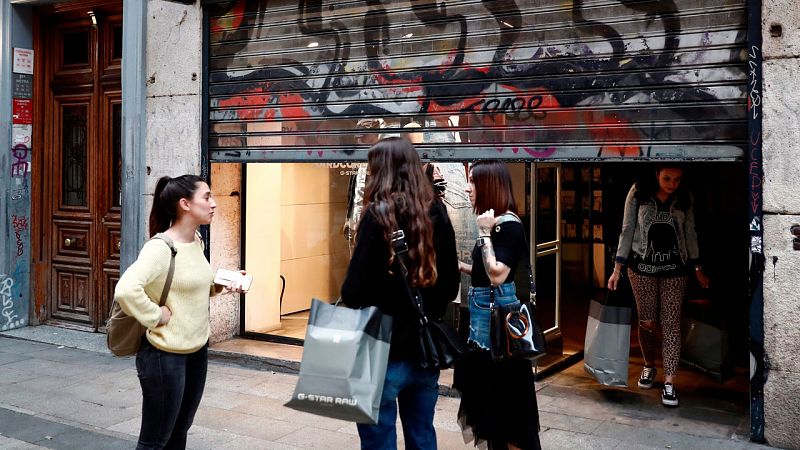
392, 230, 468, 370
488, 213, 546, 362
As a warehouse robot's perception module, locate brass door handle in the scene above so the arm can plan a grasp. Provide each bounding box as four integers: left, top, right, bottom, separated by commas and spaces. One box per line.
64, 238, 75, 247
116, 241, 121, 250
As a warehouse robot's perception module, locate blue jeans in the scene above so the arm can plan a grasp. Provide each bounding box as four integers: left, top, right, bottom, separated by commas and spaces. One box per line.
357, 360, 440, 450
468, 282, 520, 351
135, 338, 208, 450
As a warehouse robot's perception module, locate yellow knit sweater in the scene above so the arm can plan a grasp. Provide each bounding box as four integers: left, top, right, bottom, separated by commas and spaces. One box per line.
114, 236, 217, 354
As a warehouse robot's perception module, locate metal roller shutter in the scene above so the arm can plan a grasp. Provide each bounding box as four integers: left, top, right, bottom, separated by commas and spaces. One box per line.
206, 0, 748, 162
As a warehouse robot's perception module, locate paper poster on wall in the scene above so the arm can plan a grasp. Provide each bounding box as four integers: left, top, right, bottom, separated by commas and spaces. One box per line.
13, 48, 34, 75
12, 125, 32, 147
12, 99, 32, 124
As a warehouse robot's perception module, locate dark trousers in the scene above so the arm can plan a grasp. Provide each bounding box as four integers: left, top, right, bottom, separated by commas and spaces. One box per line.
135, 338, 208, 450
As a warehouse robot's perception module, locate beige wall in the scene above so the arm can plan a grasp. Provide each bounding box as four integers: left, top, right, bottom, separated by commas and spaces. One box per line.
244, 163, 350, 332
762, 1, 800, 447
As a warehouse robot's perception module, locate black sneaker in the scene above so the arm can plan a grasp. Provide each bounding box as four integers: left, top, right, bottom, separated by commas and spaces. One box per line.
662, 383, 679, 406
638, 366, 656, 389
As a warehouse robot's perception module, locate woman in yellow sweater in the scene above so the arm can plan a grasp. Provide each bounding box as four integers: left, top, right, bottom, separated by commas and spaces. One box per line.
115, 174, 245, 450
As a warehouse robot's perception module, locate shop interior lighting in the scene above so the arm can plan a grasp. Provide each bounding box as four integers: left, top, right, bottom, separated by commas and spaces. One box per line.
501, 20, 514, 28
88, 10, 97, 26
402, 33, 414, 39
307, 41, 319, 48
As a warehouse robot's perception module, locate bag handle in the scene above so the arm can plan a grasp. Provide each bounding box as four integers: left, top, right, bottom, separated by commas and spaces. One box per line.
390, 230, 429, 326
490, 212, 537, 309
151, 233, 178, 307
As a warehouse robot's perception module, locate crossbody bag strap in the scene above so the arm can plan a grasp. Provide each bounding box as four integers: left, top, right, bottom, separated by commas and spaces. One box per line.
493, 213, 537, 307
152, 233, 178, 307
391, 230, 429, 326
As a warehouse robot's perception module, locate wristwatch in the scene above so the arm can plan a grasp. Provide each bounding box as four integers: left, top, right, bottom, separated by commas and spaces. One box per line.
477, 236, 491, 247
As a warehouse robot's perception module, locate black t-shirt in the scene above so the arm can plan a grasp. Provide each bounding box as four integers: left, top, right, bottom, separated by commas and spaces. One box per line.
631, 197, 687, 277
470, 220, 525, 287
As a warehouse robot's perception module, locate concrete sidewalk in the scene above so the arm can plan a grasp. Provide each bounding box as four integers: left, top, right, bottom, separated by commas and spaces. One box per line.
0, 329, 773, 449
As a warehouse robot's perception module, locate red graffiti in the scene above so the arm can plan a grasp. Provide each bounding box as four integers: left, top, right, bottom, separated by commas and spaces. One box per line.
11, 215, 27, 257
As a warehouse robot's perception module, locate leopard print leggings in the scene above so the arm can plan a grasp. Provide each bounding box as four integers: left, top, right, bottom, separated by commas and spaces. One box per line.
627, 270, 688, 377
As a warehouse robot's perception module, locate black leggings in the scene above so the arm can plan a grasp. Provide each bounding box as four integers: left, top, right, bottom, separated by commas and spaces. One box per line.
135, 338, 208, 450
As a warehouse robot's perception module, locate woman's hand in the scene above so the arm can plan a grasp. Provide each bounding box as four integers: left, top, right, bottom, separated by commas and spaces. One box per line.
476, 209, 496, 236
157, 305, 172, 326
695, 268, 710, 289
458, 260, 472, 275
607, 271, 621, 291
225, 270, 249, 294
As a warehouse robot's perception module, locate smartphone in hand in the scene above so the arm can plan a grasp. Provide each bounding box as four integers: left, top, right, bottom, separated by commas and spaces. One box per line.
214, 268, 253, 292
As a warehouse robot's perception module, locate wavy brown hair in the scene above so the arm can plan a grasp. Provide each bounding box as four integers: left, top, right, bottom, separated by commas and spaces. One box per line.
361, 137, 437, 287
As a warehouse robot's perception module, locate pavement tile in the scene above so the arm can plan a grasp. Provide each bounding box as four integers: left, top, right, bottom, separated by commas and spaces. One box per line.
214, 435, 302, 450
276, 426, 361, 449
0, 341, 51, 355
538, 410, 604, 434
194, 406, 303, 441
105, 416, 140, 437
31, 427, 133, 450
539, 428, 619, 450
0, 352, 28, 367
0, 435, 46, 450
231, 396, 293, 419
592, 421, 762, 449
185, 424, 247, 450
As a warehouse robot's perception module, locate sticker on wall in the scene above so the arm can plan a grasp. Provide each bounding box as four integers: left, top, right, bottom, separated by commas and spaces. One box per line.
13, 48, 34, 75
12, 99, 32, 124
12, 124, 32, 147
12, 74, 33, 99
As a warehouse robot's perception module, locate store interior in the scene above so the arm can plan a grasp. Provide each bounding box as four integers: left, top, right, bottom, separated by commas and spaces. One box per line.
232, 160, 750, 405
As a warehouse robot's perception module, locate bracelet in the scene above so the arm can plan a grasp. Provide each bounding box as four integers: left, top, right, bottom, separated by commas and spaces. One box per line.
613, 268, 622, 275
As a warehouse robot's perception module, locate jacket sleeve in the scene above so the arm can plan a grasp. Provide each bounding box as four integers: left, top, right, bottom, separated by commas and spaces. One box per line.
684, 193, 701, 264
341, 208, 386, 308
113, 240, 171, 329
615, 184, 638, 265
426, 202, 460, 319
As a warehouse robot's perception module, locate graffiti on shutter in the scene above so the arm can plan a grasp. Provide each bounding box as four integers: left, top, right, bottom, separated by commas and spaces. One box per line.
207, 0, 748, 162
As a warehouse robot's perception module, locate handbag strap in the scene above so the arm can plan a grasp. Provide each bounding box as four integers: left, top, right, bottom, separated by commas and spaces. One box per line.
390, 230, 429, 326
491, 212, 537, 308
151, 233, 178, 307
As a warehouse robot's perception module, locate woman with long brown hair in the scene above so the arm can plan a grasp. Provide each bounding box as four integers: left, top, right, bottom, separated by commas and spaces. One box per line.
341, 137, 460, 449
455, 161, 541, 450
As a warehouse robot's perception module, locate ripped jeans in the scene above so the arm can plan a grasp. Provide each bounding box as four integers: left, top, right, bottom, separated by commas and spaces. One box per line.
467, 282, 520, 351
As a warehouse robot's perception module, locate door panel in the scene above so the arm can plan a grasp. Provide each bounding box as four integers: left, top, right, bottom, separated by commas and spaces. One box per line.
40, 3, 122, 330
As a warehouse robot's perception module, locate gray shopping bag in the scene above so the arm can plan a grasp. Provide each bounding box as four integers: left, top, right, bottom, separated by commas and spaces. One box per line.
285, 299, 392, 424
583, 296, 632, 387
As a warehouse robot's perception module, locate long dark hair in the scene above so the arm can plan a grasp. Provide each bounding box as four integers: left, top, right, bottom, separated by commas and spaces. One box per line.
471, 161, 518, 216
634, 163, 690, 210
361, 137, 437, 288
148, 175, 206, 237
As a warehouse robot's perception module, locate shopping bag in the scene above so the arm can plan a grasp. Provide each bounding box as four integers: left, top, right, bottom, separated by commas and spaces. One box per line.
583, 293, 632, 387
680, 317, 733, 382
285, 299, 392, 424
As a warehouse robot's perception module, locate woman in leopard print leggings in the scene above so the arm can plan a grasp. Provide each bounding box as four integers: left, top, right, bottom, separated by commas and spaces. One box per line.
607, 164, 710, 407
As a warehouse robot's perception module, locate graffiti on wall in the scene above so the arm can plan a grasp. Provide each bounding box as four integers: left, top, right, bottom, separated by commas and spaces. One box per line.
0, 274, 24, 331
208, 0, 749, 160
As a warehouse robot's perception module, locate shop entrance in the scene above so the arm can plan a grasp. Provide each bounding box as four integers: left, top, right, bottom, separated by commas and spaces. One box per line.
34, 1, 123, 330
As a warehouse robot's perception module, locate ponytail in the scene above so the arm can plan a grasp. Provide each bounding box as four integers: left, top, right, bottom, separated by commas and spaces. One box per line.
148, 174, 206, 237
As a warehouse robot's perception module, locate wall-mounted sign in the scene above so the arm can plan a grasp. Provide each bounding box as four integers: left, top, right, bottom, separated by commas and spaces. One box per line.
13, 74, 33, 99
12, 99, 32, 124
13, 48, 34, 75
12, 124, 32, 147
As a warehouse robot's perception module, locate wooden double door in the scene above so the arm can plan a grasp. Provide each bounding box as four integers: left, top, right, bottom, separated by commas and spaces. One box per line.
36, 1, 123, 330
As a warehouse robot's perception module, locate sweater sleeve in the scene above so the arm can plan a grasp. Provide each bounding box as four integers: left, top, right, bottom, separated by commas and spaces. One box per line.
341, 208, 387, 309
615, 184, 638, 265
114, 240, 172, 329
425, 202, 460, 319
